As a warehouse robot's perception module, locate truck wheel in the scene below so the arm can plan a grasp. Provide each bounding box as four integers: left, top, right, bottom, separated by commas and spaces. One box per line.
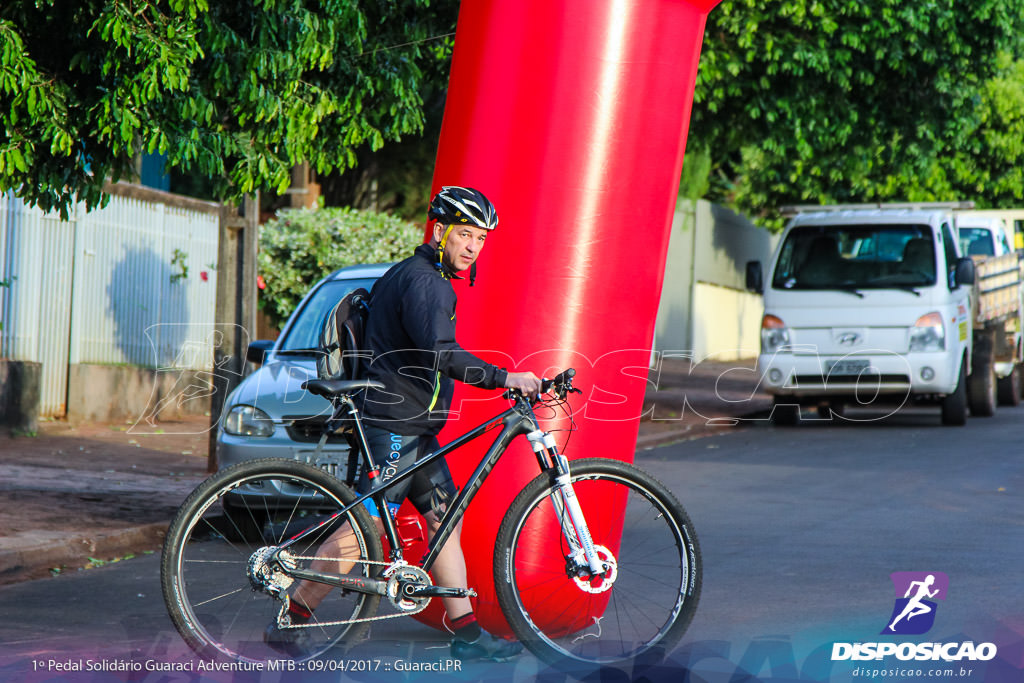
941, 360, 968, 426
997, 366, 1021, 406
968, 356, 997, 417
771, 401, 800, 426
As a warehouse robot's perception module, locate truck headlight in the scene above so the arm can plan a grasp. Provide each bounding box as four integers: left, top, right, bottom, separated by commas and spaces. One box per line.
909, 312, 945, 352
223, 405, 275, 437
761, 314, 791, 354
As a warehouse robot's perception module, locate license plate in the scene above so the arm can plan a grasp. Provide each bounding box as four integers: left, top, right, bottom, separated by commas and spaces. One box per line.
296, 450, 346, 478
825, 359, 871, 376
317, 461, 342, 478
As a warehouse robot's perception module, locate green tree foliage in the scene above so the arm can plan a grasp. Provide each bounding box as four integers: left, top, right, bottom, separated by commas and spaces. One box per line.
257, 207, 421, 329
319, 78, 449, 221
947, 53, 1024, 203
691, 0, 1024, 225
0, 0, 457, 217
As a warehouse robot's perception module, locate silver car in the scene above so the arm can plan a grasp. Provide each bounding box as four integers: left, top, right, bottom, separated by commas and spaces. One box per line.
216, 263, 390, 517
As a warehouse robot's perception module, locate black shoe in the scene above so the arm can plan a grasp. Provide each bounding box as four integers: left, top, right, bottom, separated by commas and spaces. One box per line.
451, 630, 524, 662
264, 621, 314, 659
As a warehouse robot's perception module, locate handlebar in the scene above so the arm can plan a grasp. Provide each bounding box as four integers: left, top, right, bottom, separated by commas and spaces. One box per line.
505, 367, 579, 404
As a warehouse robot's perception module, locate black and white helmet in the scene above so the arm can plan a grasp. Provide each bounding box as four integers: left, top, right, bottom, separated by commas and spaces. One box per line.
428, 186, 498, 230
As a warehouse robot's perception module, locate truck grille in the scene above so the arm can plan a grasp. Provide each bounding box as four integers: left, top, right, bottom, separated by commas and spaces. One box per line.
793, 374, 910, 386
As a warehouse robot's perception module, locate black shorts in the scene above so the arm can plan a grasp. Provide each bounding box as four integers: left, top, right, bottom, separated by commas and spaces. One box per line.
355, 425, 456, 518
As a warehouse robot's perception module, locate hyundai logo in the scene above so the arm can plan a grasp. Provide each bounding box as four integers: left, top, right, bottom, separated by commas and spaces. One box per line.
837, 332, 861, 346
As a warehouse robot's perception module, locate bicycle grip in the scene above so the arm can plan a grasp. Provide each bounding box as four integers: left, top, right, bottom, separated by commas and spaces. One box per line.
541, 368, 576, 394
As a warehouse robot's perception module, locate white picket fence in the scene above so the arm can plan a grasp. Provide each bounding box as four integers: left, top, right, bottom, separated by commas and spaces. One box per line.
0, 186, 220, 416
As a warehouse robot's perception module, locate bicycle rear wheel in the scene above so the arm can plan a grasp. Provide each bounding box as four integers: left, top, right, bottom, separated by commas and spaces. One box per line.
161, 459, 382, 662
494, 458, 701, 670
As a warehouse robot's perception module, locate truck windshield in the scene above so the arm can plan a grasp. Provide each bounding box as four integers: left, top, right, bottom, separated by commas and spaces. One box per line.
958, 227, 994, 256
772, 224, 937, 291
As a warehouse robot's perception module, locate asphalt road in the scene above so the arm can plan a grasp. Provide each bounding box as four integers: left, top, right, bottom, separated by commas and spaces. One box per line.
1, 405, 1022, 683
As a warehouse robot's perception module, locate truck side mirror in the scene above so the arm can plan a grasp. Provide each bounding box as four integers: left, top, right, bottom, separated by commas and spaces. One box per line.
746, 261, 764, 294
954, 257, 976, 287
246, 340, 275, 365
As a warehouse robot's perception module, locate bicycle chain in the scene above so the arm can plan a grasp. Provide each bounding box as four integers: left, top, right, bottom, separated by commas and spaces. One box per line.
275, 557, 430, 629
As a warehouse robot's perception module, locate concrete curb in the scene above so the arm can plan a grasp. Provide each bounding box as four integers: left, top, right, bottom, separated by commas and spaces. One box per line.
635, 409, 771, 450
0, 522, 168, 585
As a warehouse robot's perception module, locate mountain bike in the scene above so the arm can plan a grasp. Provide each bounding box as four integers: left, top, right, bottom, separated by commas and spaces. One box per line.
160, 369, 701, 669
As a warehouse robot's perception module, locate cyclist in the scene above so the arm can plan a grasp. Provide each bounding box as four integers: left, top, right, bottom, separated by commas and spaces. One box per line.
266, 186, 542, 661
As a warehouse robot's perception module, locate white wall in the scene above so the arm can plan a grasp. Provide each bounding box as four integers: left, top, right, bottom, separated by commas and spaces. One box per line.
690, 282, 765, 362
0, 188, 220, 416
654, 199, 777, 361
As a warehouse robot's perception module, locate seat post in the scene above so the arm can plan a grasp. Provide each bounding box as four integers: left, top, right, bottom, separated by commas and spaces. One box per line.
341, 395, 381, 478
339, 394, 404, 559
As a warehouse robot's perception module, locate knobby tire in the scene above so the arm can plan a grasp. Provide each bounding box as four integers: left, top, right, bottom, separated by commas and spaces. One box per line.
493, 458, 701, 671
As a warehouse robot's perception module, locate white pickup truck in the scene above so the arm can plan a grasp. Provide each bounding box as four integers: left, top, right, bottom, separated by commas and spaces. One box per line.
745, 204, 1024, 425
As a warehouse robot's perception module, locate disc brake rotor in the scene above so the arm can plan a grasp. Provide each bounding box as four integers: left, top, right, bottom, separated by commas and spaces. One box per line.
571, 545, 617, 594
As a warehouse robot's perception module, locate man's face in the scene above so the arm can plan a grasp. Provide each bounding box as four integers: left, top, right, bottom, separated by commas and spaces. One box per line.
435, 223, 489, 272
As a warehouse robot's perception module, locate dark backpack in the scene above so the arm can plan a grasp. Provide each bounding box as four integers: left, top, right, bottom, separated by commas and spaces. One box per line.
316, 287, 371, 382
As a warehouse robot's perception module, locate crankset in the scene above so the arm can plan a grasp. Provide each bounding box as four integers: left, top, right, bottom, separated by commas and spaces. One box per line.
382, 564, 477, 611
383, 565, 432, 612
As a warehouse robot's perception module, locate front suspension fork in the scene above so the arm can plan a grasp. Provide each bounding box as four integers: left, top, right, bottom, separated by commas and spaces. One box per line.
526, 430, 606, 577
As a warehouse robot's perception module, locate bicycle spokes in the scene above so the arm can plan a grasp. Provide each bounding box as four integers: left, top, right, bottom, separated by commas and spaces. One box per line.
496, 459, 701, 667
161, 462, 382, 663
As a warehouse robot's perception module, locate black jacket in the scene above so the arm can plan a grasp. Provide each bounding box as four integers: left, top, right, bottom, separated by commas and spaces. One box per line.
360, 244, 508, 435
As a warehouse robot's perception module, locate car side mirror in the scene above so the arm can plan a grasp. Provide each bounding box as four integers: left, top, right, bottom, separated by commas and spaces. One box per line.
246, 340, 275, 365
746, 261, 764, 294
954, 257, 976, 287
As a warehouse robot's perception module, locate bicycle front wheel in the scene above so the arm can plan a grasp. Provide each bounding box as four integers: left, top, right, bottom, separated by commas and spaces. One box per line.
161, 459, 382, 663
494, 458, 701, 669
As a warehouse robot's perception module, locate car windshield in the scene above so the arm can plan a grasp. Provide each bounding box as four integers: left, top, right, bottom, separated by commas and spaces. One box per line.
959, 227, 994, 257
772, 224, 937, 291
278, 278, 377, 352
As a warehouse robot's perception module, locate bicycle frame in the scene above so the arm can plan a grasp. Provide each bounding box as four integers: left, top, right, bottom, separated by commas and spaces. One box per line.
274, 393, 547, 584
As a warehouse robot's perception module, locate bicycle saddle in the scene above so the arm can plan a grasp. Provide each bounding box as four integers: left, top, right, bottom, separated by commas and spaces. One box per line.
301, 378, 385, 398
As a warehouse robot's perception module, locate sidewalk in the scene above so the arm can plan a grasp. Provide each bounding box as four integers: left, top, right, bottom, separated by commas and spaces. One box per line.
0, 418, 212, 585
0, 357, 769, 585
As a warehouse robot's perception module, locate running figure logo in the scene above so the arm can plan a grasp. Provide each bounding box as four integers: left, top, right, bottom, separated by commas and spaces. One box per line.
882, 572, 949, 635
